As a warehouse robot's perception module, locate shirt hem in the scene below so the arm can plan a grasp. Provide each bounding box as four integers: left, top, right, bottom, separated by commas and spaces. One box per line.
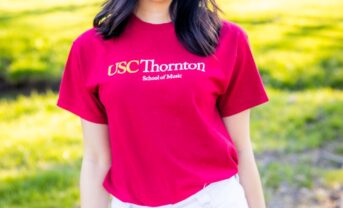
103, 169, 239, 206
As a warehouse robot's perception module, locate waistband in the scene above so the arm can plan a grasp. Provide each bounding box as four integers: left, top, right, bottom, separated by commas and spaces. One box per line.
110, 173, 240, 208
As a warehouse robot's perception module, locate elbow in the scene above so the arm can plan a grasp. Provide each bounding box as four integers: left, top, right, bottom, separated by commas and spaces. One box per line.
82, 152, 111, 168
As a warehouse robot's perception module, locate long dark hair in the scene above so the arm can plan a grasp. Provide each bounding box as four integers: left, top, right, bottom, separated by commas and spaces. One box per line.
93, 0, 223, 57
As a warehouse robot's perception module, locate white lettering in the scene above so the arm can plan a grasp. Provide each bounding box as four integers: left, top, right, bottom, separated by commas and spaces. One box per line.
140, 59, 205, 73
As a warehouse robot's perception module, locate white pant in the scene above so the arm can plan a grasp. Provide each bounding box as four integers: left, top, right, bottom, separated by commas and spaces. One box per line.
110, 174, 249, 208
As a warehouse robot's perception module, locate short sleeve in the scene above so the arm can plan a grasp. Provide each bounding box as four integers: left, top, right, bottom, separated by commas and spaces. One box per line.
217, 28, 270, 117
56, 41, 108, 124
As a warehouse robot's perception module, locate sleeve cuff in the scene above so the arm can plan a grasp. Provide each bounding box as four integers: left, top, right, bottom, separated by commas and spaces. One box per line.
219, 94, 270, 117
56, 99, 108, 124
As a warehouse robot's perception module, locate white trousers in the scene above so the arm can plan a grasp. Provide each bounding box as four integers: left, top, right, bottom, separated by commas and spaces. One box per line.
110, 174, 249, 208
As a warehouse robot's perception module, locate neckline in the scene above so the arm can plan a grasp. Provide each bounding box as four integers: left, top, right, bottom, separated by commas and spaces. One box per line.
130, 13, 173, 30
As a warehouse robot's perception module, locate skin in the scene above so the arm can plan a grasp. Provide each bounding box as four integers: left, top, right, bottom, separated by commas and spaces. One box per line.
79, 0, 266, 207
222, 109, 267, 208
79, 120, 111, 208
133, 0, 172, 24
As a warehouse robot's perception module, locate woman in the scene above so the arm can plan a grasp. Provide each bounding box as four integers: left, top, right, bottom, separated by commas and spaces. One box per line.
56, 0, 270, 207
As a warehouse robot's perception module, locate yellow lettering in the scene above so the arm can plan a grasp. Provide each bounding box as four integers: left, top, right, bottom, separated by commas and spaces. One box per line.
127, 60, 139, 73
108, 65, 116, 76
117, 61, 127, 74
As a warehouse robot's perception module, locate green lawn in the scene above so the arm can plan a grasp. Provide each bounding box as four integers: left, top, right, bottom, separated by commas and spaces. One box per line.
0, 0, 342, 207
1, 0, 343, 89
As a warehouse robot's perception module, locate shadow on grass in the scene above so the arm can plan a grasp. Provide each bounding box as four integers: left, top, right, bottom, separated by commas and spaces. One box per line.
0, 79, 60, 101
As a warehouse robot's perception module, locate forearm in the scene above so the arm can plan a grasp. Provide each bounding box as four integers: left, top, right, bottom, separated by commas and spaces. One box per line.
237, 149, 266, 208
80, 158, 111, 208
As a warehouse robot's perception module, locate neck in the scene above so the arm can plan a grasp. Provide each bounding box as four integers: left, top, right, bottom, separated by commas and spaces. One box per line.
133, 0, 172, 24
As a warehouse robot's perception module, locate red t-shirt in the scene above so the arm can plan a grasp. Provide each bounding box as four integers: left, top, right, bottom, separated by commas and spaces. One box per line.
56, 13, 269, 206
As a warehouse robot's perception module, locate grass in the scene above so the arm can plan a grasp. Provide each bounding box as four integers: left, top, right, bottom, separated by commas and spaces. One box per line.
0, 91, 83, 207
324, 169, 343, 188
0, 0, 101, 84
1, 0, 343, 89
251, 87, 343, 152
220, 0, 343, 89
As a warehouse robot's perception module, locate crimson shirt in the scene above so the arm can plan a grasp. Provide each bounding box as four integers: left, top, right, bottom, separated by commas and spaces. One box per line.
56, 13, 269, 206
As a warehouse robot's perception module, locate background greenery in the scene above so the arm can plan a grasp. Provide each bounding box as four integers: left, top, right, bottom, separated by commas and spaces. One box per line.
0, 0, 342, 207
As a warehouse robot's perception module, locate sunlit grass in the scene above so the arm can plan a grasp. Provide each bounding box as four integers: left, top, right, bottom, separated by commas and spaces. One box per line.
219, 0, 343, 89
0, 90, 83, 207
252, 87, 343, 152
0, 162, 80, 208
1, 0, 343, 88
324, 169, 343, 188
0, 0, 102, 84
0, 91, 83, 170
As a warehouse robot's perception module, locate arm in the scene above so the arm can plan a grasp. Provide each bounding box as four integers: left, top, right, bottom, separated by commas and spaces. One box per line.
222, 109, 266, 208
79, 118, 112, 208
